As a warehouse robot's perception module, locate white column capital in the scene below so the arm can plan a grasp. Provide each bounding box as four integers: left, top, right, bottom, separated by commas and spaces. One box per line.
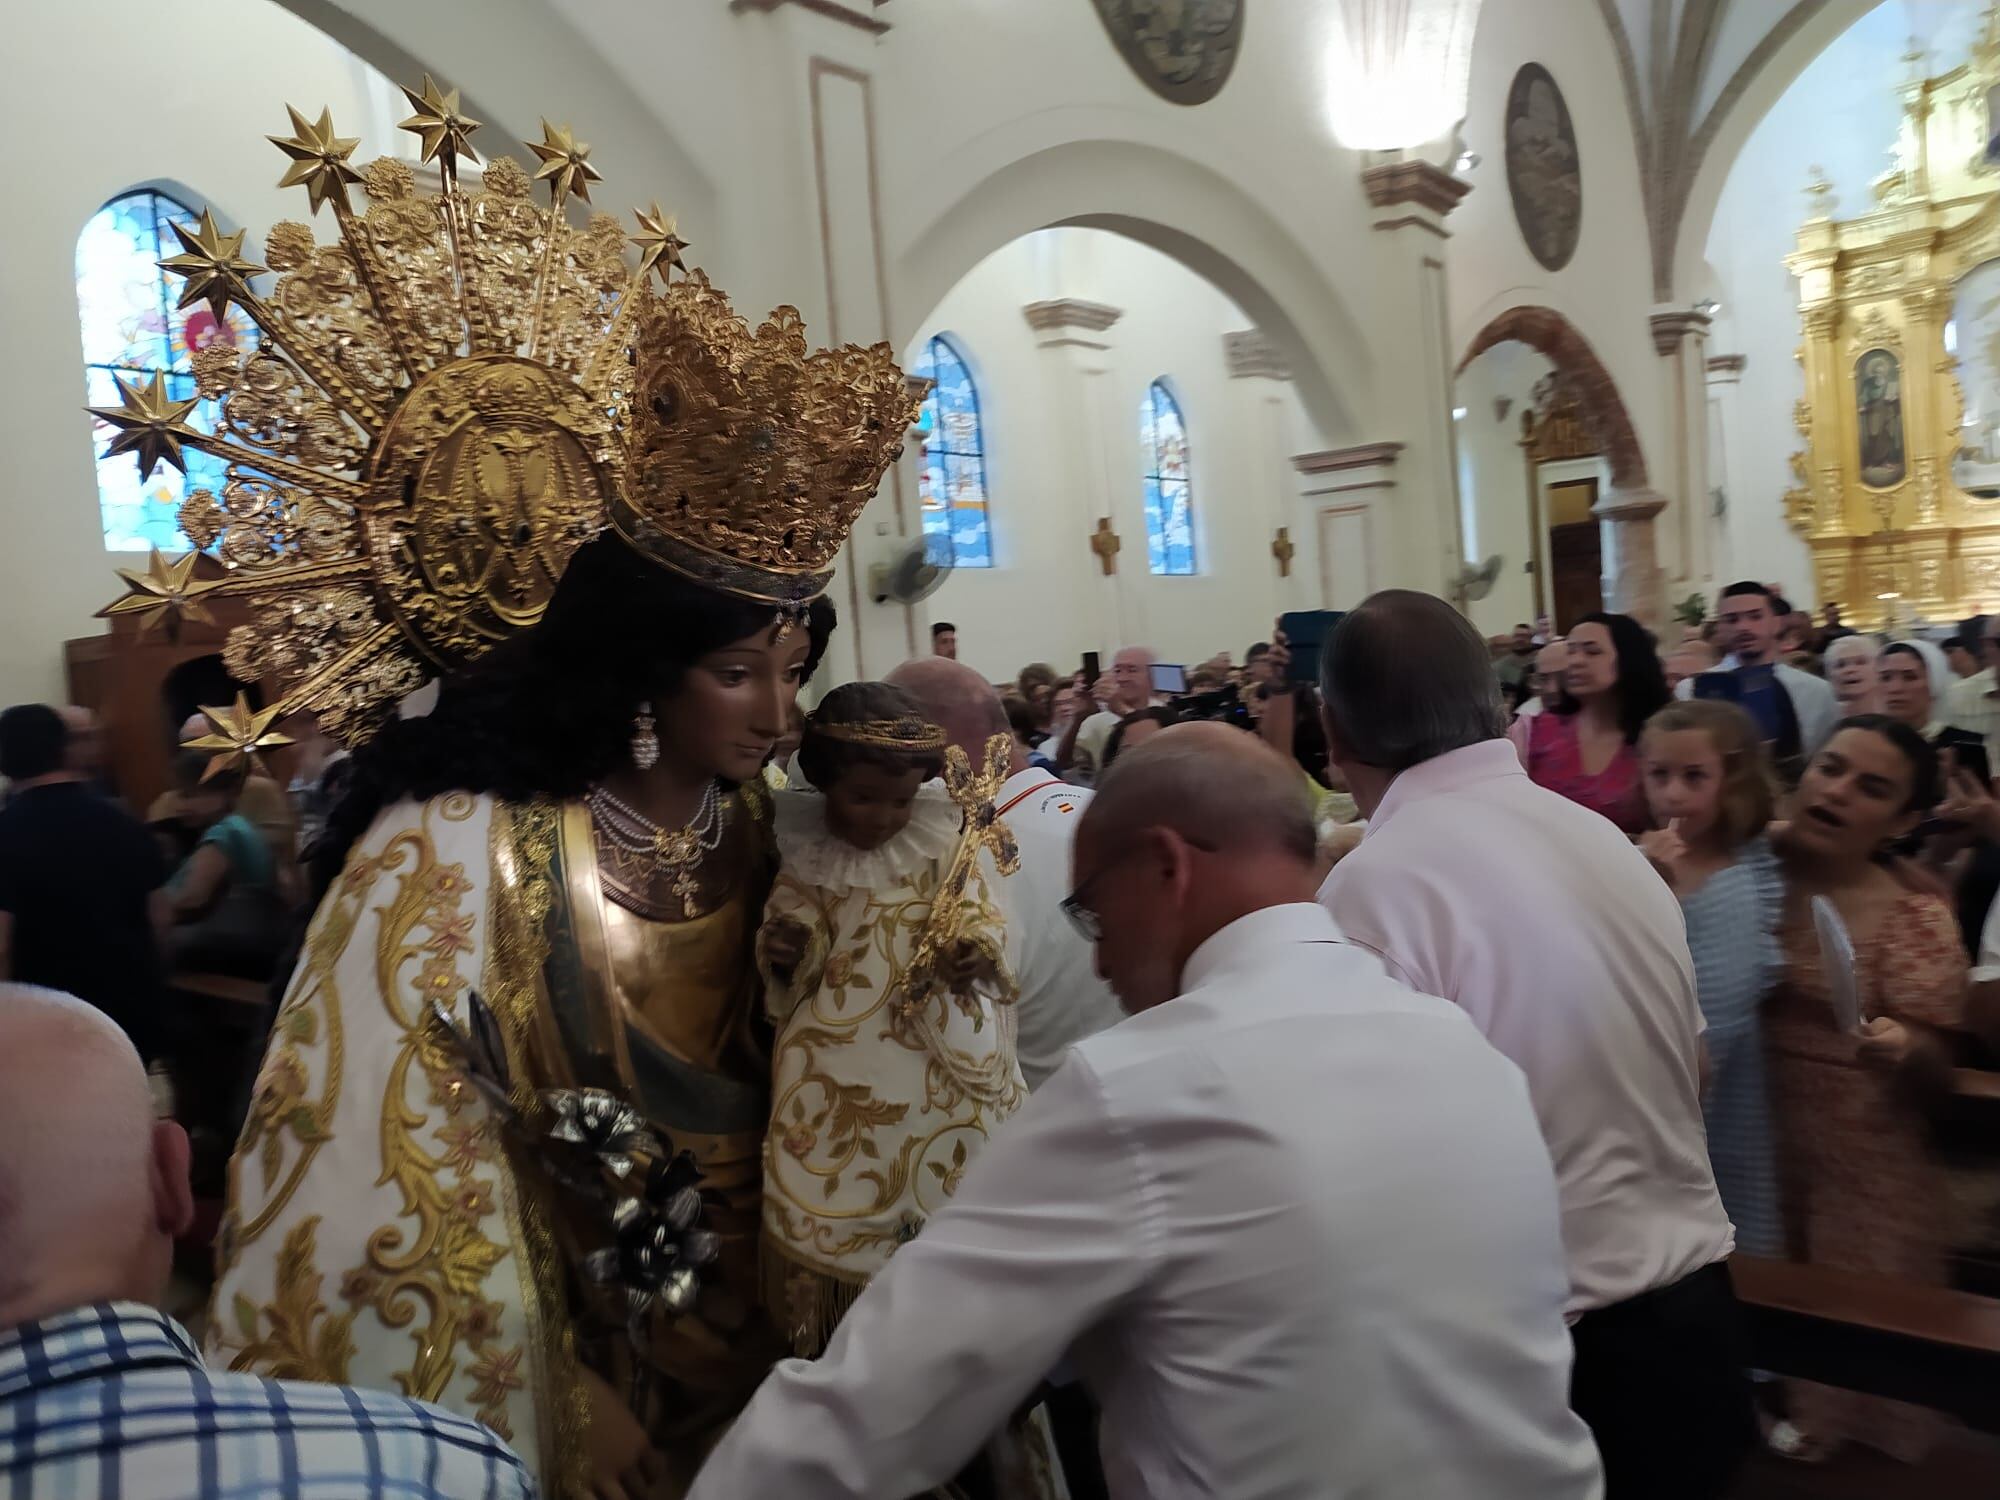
1649, 306, 1713, 356
1022, 299, 1124, 351
1224, 330, 1291, 381
728, 0, 890, 34
1705, 354, 1747, 385
1361, 157, 1470, 238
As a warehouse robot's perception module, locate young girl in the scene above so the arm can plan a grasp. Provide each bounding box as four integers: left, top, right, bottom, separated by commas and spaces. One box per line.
755, 681, 1024, 1356
1637, 700, 1783, 1257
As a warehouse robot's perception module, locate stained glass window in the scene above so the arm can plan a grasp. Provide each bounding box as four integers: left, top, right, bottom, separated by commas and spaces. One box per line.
912, 335, 993, 568
77, 189, 260, 553
1141, 380, 1196, 575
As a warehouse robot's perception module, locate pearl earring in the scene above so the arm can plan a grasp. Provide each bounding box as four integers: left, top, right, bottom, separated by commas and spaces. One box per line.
630, 701, 660, 770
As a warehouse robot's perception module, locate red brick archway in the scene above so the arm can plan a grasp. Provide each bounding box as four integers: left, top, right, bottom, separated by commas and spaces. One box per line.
1456, 307, 1647, 489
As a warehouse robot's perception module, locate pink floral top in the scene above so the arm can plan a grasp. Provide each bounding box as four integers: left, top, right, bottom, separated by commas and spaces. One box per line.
1523, 710, 1648, 835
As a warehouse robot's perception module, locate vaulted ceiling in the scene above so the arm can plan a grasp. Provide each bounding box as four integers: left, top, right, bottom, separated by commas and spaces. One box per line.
1597, 0, 1845, 298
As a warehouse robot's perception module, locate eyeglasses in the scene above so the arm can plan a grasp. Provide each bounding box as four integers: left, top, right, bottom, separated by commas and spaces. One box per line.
1060, 831, 1216, 942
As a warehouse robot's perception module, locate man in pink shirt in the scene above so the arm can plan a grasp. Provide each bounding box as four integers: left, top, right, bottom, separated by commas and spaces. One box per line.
1316, 590, 1752, 1500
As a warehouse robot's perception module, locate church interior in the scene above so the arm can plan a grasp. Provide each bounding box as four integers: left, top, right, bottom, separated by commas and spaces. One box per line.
12, 1, 2000, 1496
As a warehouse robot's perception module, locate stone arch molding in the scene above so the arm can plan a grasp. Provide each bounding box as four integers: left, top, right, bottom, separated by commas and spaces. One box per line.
1457, 305, 1647, 489
893, 136, 1368, 448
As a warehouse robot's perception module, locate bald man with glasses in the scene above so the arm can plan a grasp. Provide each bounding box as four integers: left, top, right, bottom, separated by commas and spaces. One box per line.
691, 724, 1601, 1500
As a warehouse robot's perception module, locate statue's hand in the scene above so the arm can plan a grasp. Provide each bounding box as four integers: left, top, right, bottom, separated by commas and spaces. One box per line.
581, 1364, 669, 1500
760, 917, 812, 982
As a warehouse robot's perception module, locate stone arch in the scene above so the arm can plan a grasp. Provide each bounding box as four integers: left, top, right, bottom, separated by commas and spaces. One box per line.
1457, 306, 1647, 489
893, 137, 1367, 447
1667, 0, 1880, 299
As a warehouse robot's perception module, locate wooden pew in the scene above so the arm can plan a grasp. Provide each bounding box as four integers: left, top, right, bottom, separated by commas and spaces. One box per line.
1732, 1255, 2000, 1434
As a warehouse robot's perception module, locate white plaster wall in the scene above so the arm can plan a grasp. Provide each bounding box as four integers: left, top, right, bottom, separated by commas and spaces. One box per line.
1704, 0, 1986, 611
1451, 0, 1666, 538
906, 231, 1306, 684
1454, 341, 1555, 635
0, 0, 420, 706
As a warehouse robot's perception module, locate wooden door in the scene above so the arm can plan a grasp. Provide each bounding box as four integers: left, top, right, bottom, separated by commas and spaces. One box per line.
1545, 478, 1602, 631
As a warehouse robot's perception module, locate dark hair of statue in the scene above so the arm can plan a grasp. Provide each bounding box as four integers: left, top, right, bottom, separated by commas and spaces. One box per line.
312, 533, 836, 895
797, 680, 945, 791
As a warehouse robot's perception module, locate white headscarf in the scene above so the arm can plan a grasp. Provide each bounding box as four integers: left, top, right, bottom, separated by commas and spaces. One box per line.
1886, 637, 1954, 709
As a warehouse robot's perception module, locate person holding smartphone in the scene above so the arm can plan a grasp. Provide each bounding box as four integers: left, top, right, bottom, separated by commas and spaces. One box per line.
1054, 646, 1158, 785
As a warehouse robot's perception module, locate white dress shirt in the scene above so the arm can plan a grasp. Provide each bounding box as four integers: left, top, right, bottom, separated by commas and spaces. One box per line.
1948, 665, 2000, 770
1320, 740, 1733, 1317
991, 768, 1125, 1087
690, 903, 1604, 1500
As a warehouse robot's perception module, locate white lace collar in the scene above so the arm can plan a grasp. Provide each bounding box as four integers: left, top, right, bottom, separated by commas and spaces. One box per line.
772, 780, 963, 891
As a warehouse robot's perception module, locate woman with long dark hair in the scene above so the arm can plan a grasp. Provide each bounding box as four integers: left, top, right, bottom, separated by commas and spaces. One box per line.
1518, 611, 1669, 835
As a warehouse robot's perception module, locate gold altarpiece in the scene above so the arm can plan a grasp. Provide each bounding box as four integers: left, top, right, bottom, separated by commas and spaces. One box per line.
1787, 11, 2000, 626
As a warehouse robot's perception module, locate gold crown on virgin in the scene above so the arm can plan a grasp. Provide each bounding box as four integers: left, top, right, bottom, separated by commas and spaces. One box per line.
95, 79, 922, 757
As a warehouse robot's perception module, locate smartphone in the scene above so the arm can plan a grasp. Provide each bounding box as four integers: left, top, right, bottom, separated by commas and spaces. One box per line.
1939, 736, 1993, 791
1277, 610, 1345, 688
1081, 650, 1101, 686
1150, 663, 1188, 695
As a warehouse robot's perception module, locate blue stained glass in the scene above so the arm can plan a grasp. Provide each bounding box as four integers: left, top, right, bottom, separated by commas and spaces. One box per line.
912, 334, 993, 568
1141, 381, 1196, 575
77, 189, 260, 553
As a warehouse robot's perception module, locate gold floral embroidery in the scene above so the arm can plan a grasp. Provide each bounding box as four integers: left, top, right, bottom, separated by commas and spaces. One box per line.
763, 839, 1021, 1277
467, 1345, 526, 1436
225, 845, 376, 1251
228, 1216, 356, 1382
336, 813, 514, 1423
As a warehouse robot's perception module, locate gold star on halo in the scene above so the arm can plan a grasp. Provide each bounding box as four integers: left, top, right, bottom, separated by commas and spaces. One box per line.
269, 104, 363, 214
87, 371, 203, 477
160, 209, 266, 321
398, 75, 482, 176
526, 120, 603, 206
185, 692, 296, 781
96, 548, 226, 637
630, 203, 690, 282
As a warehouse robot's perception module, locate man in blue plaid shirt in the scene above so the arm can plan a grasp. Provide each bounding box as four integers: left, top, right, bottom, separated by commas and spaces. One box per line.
0, 985, 537, 1499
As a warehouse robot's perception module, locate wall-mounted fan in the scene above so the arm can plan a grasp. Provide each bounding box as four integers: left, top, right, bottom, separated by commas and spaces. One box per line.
869, 532, 954, 605
1450, 554, 1505, 608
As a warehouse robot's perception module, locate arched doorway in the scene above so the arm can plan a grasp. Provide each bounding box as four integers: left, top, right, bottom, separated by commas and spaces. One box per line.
1456, 306, 1661, 631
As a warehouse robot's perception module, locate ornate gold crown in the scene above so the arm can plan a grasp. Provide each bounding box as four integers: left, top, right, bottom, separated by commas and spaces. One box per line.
806, 714, 948, 752
618, 274, 920, 604
95, 80, 919, 760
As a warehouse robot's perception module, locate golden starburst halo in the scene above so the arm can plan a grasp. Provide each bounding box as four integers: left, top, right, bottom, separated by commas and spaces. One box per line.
269, 104, 362, 214
87, 371, 202, 477
526, 120, 602, 205
159, 209, 266, 321
630, 203, 690, 283
96, 548, 226, 637
186, 692, 295, 781
398, 75, 481, 177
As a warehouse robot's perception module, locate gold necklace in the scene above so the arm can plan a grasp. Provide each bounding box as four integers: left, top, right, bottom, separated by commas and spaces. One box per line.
587, 781, 725, 918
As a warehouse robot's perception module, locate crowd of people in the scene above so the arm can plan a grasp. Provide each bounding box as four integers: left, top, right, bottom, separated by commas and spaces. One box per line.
6, 577, 2000, 1498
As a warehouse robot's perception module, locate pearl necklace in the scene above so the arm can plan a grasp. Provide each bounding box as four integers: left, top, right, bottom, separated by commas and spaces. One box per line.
587, 780, 726, 917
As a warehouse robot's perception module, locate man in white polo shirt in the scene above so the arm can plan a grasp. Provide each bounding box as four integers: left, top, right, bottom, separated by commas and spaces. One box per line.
1317, 591, 1751, 1500
886, 657, 1123, 1087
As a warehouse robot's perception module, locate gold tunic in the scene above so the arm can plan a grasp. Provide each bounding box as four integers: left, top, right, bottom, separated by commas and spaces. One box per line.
551, 794, 785, 1476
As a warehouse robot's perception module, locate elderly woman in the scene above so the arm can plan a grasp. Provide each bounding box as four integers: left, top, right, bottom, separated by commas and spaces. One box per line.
1825, 634, 1881, 717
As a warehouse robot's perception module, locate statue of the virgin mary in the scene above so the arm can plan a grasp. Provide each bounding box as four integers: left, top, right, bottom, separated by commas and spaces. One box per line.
93, 83, 925, 1496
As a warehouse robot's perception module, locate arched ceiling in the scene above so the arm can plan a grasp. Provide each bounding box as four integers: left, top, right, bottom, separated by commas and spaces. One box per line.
1593, 0, 1881, 298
